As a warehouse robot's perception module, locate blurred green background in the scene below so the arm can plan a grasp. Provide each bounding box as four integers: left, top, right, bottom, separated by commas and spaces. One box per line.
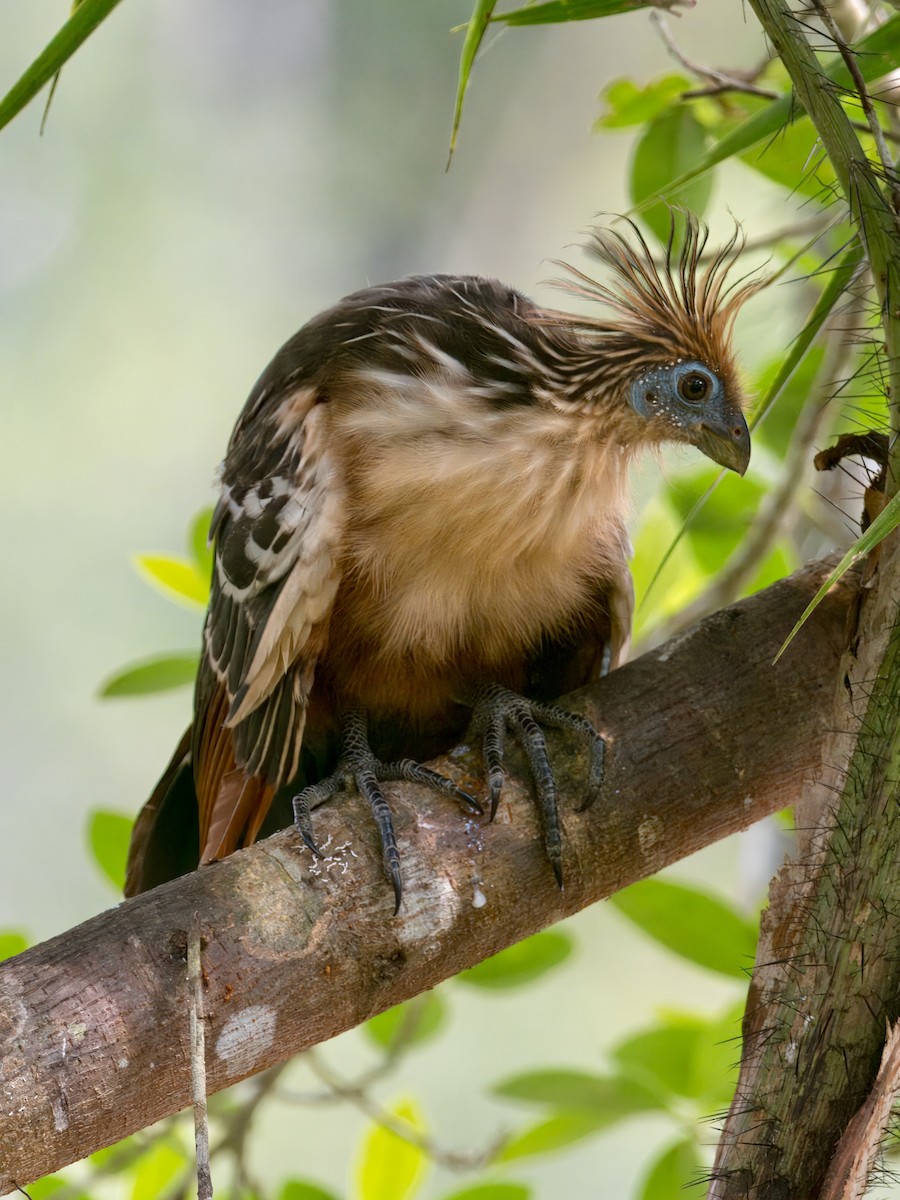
0, 2, 868, 1197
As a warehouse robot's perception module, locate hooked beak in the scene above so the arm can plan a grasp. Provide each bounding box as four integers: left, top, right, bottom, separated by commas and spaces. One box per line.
690, 408, 751, 476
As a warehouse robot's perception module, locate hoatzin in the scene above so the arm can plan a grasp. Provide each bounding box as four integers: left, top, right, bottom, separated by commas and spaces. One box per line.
125, 220, 757, 907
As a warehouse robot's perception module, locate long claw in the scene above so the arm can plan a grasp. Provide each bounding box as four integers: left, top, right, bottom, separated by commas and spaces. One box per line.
468, 684, 606, 887
512, 709, 562, 886
383, 760, 483, 815
290, 709, 479, 909
358, 769, 403, 913
292, 788, 327, 857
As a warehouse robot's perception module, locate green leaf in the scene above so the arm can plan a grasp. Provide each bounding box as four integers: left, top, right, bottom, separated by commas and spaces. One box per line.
364, 992, 446, 1051
189, 507, 215, 582
441, 1185, 531, 1200
754, 346, 826, 458
610, 878, 757, 978
457, 930, 572, 989
613, 1021, 707, 1100
496, 1112, 614, 1162
0, 0, 125, 135
737, 110, 835, 200
355, 1097, 427, 1200
133, 553, 211, 608
0, 932, 28, 961
629, 106, 713, 242
98, 652, 200, 698
88, 810, 133, 891
690, 1002, 745, 1106
667, 470, 764, 575
130, 1142, 185, 1200
597, 75, 690, 130
749, 544, 797, 598
754, 239, 863, 431
495, 0, 676, 25
639, 1137, 701, 1200
448, 0, 496, 165
23, 1178, 91, 1200
493, 1068, 664, 1114
614, 1009, 743, 1106
775, 489, 900, 662
280, 1182, 341, 1200
632, 13, 900, 204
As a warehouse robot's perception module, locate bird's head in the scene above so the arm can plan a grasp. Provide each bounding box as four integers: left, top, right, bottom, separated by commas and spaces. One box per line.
542, 218, 761, 476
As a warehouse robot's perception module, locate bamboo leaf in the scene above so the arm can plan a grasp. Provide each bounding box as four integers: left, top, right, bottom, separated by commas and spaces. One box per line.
775, 491, 900, 662
448, 0, 496, 166
0, 0, 125, 135
495, 0, 679, 24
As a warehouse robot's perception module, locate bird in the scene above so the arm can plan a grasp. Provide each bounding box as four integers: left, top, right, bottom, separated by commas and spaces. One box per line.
125, 218, 757, 907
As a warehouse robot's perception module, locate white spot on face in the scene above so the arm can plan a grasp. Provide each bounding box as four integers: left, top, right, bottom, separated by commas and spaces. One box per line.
215, 1004, 277, 1076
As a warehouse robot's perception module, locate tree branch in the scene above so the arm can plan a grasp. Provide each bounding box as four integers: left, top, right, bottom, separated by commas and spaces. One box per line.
0, 560, 855, 1194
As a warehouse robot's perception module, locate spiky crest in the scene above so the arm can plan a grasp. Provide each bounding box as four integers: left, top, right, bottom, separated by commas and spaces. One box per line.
537, 216, 763, 403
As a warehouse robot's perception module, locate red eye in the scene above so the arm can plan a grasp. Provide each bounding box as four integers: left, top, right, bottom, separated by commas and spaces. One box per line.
679, 372, 710, 403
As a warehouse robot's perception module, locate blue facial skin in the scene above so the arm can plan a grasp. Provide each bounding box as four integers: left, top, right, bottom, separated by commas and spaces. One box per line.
628, 360, 722, 423
628, 359, 750, 475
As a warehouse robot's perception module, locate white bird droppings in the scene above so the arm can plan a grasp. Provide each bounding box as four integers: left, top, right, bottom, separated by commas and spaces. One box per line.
215, 1004, 277, 1075
51, 1095, 69, 1133
472, 880, 487, 909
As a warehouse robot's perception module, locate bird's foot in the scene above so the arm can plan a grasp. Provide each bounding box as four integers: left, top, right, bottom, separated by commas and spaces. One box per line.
468, 683, 606, 888
292, 708, 481, 913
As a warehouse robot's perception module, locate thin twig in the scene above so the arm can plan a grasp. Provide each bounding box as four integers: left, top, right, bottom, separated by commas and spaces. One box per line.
188, 921, 213, 1200
810, 0, 900, 214
681, 81, 779, 99
850, 120, 900, 147
698, 216, 832, 259
651, 11, 776, 95
291, 1049, 505, 1171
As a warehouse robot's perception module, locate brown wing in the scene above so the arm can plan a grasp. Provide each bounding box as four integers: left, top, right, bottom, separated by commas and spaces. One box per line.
194, 384, 345, 863
124, 727, 196, 897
